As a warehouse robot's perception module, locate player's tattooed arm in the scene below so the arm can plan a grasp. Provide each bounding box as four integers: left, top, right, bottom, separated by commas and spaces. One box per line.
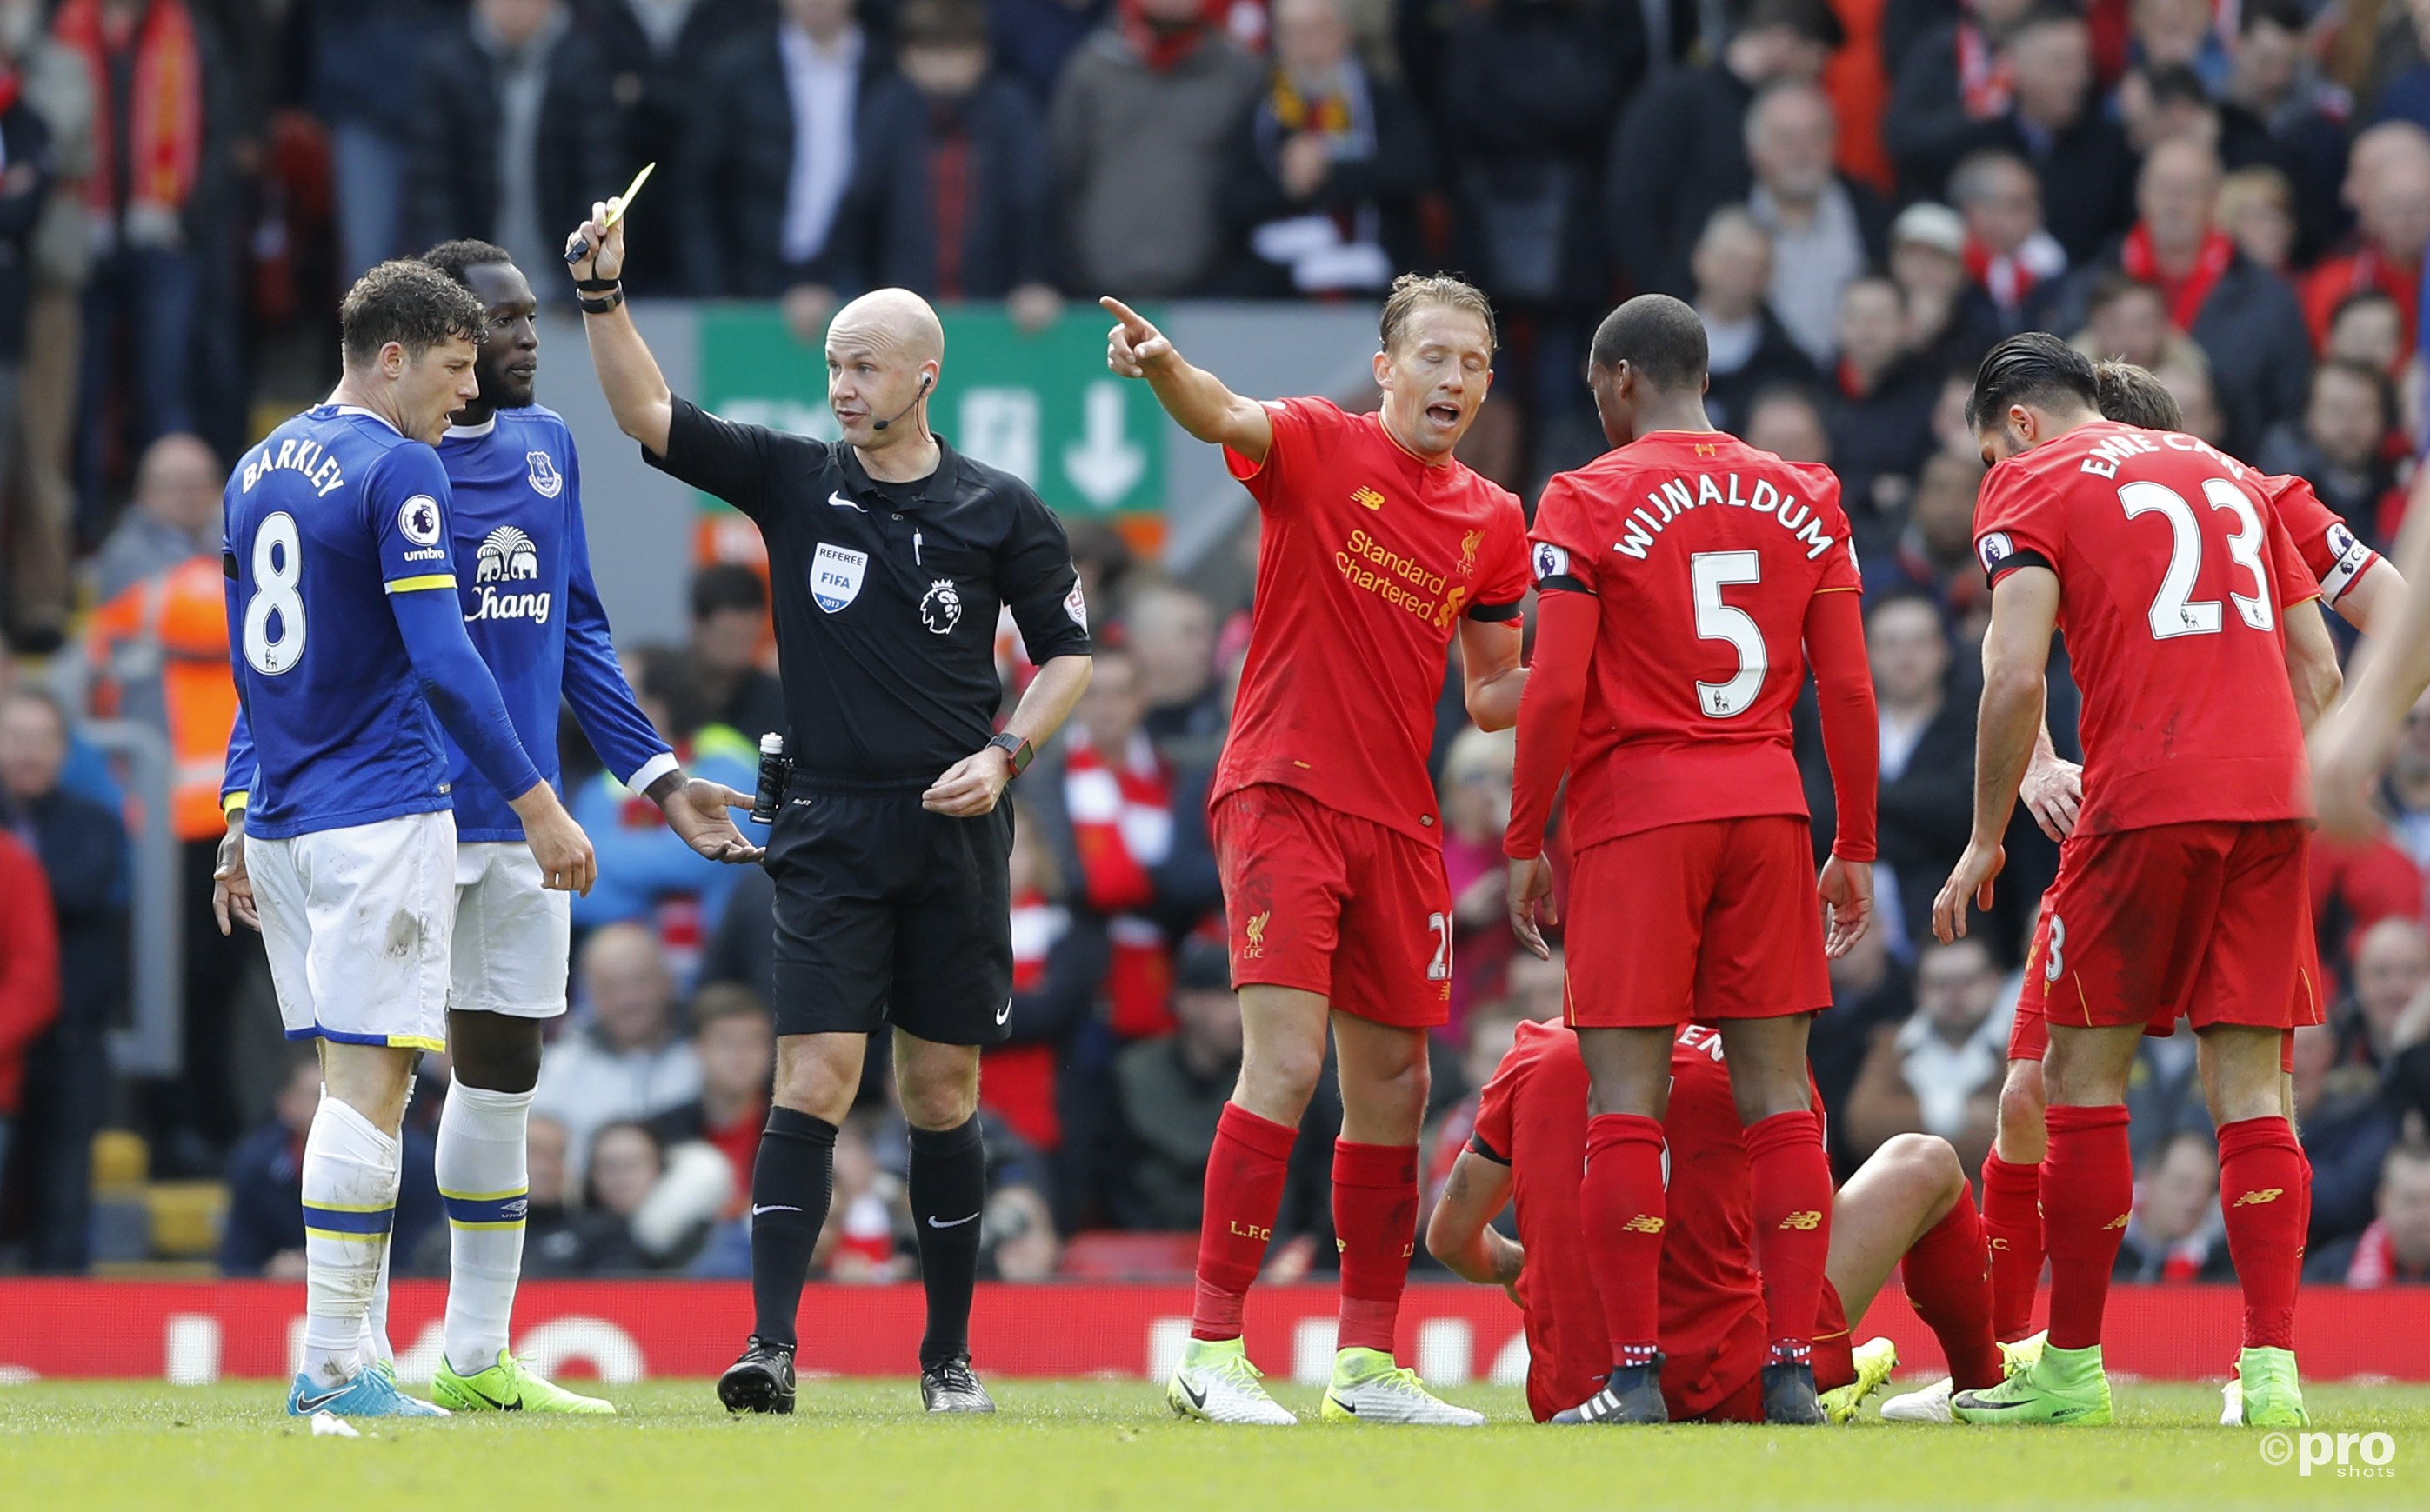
1425, 1149, 1521, 1304
1934, 565, 2059, 943
1098, 296, 1274, 465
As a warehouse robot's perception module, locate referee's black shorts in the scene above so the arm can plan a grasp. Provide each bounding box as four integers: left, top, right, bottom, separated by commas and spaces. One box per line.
761, 780, 1015, 1045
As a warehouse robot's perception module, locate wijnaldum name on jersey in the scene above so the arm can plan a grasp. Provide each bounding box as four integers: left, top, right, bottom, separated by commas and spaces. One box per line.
1612, 471, 1837, 561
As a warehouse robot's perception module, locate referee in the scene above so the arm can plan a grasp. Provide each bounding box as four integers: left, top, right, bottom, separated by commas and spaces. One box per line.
565, 205, 1092, 1416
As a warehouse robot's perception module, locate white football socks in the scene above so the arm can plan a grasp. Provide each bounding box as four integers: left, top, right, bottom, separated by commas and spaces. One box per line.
300, 1096, 401, 1389
436, 1082, 535, 1376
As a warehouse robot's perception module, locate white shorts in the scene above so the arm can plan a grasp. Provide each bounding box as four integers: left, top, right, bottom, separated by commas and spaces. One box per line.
450, 841, 571, 1017
250, 810, 456, 1052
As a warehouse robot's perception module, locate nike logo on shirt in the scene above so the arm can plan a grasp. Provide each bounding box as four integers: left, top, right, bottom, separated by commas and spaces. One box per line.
828, 490, 865, 511
996, 999, 1013, 1026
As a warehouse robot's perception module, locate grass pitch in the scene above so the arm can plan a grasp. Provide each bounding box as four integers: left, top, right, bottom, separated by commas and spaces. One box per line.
3, 1378, 2423, 1512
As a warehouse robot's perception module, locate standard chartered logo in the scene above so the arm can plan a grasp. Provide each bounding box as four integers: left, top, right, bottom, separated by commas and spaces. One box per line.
2260, 1429, 2399, 1479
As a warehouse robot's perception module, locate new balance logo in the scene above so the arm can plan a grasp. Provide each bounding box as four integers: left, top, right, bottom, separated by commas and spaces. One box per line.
1621, 1215, 1664, 1234
2103, 1214, 2130, 1230
1352, 486, 1385, 510
1778, 1210, 1823, 1231
2233, 1188, 2285, 1207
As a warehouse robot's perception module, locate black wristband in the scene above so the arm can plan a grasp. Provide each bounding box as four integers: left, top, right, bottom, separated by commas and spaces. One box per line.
577, 285, 625, 315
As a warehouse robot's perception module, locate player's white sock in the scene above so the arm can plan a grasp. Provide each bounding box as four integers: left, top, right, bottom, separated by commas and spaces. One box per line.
301, 1096, 402, 1389
359, 1241, 396, 1373
436, 1082, 534, 1376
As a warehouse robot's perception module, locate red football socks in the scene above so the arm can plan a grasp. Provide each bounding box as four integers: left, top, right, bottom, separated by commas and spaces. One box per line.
1190, 1102, 1298, 1342
1979, 1150, 2045, 1343
1746, 1109, 1833, 1363
2040, 1104, 2133, 1352
1901, 1183, 2004, 1390
1581, 1112, 1667, 1367
1332, 1140, 1419, 1355
2216, 1116, 2306, 1351
2297, 1144, 2315, 1267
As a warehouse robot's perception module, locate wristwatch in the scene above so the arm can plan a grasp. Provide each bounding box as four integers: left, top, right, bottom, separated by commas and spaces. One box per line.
986, 731, 1034, 777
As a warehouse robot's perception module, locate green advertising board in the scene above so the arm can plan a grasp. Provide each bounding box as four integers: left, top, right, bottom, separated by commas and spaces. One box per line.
694, 306, 1165, 519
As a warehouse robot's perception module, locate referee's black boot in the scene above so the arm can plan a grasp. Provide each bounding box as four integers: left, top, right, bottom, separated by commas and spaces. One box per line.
1762, 1360, 1826, 1425
919, 1356, 997, 1414
718, 1336, 798, 1415
1552, 1356, 1668, 1424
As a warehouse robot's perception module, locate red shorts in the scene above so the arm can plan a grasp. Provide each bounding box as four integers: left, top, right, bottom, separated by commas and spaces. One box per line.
1565, 817, 1829, 1029
2011, 896, 2305, 1073
2028, 820, 2321, 1039
1211, 783, 1452, 1028
1681, 1281, 1853, 1423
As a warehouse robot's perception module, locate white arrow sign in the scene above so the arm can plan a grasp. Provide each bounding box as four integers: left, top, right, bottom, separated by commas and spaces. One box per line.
1063, 381, 1145, 508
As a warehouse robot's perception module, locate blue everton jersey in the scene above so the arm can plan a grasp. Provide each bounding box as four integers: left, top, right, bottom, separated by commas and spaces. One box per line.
438, 406, 671, 842
222, 406, 460, 839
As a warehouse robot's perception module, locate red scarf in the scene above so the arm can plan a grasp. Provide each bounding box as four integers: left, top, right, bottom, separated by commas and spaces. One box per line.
1956, 20, 2012, 118
2120, 223, 2235, 331
1065, 731, 1177, 1039
1965, 235, 2048, 312
985, 889, 1068, 1150
1118, 0, 1224, 72
56, 0, 203, 221
2344, 1217, 2414, 1287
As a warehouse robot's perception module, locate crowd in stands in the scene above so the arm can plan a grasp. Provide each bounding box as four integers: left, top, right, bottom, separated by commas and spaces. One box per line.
3, 0, 2430, 1290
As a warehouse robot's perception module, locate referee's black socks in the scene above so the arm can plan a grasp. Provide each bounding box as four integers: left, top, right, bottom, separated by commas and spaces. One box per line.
908, 1116, 988, 1369
750, 1106, 839, 1347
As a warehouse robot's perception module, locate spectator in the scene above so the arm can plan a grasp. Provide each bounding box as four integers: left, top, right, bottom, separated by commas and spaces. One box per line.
58, 0, 230, 524
1868, 592, 1974, 956
819, 1114, 910, 1281
222, 1054, 440, 1276
0, 0, 88, 655
1870, 445, 1986, 614
569, 648, 757, 978
1438, 0, 1642, 334
1901, 5, 2136, 268
648, 982, 776, 1207
1505, 943, 1568, 1023
2216, 163, 2299, 275
1828, 276, 1939, 534
0, 23, 47, 616
531, 923, 705, 1179
405, 0, 618, 302
2113, 60, 2239, 159
1879, 0, 2036, 206
2113, 1129, 2234, 1282
1952, 149, 2066, 330
981, 1181, 1063, 1280
505, 1111, 632, 1277
992, 0, 1110, 107
2294, 1022, 2404, 1249
995, 801, 1109, 1200
1125, 580, 1225, 746
590, 0, 771, 297
0, 824, 55, 1197
2153, 346, 2228, 446
2384, 691, 2430, 871
1745, 80, 1887, 365
1607, 0, 1834, 298
685, 566, 787, 744
1692, 206, 1819, 432
2071, 137, 2313, 453
1438, 724, 1515, 1035
2305, 122, 2430, 358
1842, 937, 2006, 1172
2337, 917, 2430, 1074
1049, 0, 1264, 297
2255, 362, 2403, 542
1740, 383, 1831, 465
1107, 941, 1243, 1229
2327, 289, 2408, 376
585, 1118, 728, 1271
2309, 1140, 2430, 1285
1888, 199, 1999, 372
89, 431, 214, 601
302, 0, 460, 279
2075, 271, 2176, 371
1218, 0, 1426, 299
815, 0, 1059, 327
2223, 0, 2352, 263
685, 0, 885, 312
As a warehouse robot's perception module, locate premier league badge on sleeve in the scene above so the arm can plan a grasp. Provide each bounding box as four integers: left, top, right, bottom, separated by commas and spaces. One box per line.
1978, 531, 2014, 574
1532, 541, 1569, 581
400, 495, 444, 547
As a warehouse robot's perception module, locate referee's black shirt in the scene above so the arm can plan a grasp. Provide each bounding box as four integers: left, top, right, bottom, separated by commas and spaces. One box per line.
644, 396, 1091, 786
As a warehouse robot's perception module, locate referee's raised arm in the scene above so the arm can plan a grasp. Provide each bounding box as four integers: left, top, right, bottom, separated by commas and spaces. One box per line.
564, 202, 673, 457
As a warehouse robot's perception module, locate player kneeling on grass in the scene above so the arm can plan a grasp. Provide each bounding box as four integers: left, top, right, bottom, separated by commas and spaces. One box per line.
1426, 1021, 2010, 1423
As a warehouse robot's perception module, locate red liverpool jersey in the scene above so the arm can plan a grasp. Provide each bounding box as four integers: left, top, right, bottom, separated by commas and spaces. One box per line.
1217, 398, 1530, 843
1473, 1020, 1770, 1423
1973, 422, 2316, 835
1527, 430, 1860, 850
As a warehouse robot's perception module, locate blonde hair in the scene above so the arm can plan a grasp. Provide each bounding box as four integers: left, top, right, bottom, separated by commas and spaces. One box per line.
1379, 273, 1498, 356
1444, 724, 1517, 787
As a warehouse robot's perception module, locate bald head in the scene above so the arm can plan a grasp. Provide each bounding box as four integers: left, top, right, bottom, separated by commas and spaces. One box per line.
824, 287, 945, 450
136, 433, 224, 536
